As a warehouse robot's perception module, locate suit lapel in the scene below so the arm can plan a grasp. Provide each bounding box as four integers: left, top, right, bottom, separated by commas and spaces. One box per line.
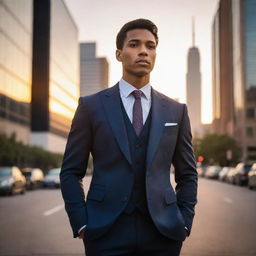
101, 83, 132, 165
146, 89, 167, 169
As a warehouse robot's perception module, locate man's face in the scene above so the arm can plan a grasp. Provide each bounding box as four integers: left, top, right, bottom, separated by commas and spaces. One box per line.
116, 29, 157, 78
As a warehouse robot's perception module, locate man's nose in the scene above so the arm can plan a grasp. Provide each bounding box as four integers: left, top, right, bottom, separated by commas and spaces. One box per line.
138, 45, 148, 56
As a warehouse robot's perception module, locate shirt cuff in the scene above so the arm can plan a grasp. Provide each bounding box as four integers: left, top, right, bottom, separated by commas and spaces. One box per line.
78, 225, 87, 234
185, 226, 189, 235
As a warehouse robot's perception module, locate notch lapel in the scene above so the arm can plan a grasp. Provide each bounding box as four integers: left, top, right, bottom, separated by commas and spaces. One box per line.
146, 89, 167, 169
100, 83, 132, 165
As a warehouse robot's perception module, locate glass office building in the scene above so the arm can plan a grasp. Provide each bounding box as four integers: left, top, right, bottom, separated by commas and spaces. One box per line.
213, 0, 256, 161
0, 0, 78, 153
80, 42, 109, 97
0, 0, 33, 144
212, 0, 235, 137
232, 0, 256, 161
31, 0, 79, 153
243, 0, 256, 160
212, 10, 221, 131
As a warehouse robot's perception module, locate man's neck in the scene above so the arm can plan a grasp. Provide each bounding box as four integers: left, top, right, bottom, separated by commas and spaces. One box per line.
122, 75, 150, 89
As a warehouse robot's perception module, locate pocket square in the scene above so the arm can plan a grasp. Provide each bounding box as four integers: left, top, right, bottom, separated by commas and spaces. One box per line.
165, 122, 178, 126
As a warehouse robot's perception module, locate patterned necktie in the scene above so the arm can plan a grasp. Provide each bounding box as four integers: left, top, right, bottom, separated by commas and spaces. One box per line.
132, 90, 143, 136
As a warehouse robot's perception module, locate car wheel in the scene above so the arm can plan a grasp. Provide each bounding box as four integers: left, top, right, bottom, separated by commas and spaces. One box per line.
9, 186, 14, 196
20, 188, 26, 194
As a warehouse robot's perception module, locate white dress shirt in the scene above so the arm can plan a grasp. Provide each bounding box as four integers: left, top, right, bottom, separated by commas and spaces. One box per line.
119, 78, 152, 124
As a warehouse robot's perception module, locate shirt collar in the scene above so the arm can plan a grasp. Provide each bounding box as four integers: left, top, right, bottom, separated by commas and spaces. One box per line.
119, 78, 151, 100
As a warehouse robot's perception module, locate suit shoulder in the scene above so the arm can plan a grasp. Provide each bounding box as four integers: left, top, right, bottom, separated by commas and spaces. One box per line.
153, 89, 185, 108
80, 91, 100, 103
80, 86, 116, 103
79, 90, 104, 106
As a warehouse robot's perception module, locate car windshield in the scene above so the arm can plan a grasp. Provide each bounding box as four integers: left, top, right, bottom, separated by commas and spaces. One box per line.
47, 169, 60, 176
23, 172, 31, 177
244, 164, 252, 172
0, 168, 11, 176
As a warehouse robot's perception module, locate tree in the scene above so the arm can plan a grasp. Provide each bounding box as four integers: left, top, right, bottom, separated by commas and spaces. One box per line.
193, 133, 241, 166
0, 133, 62, 172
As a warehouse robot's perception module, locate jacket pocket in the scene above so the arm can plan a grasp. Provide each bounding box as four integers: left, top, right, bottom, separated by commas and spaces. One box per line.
165, 187, 177, 205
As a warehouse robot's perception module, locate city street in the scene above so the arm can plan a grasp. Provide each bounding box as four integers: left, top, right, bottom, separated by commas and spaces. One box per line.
0, 176, 256, 256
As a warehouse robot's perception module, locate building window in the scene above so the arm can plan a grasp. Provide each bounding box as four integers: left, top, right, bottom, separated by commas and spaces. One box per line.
248, 146, 256, 152
246, 108, 255, 118
246, 127, 254, 137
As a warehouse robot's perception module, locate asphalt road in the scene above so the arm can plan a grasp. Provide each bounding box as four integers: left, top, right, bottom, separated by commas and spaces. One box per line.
0, 176, 256, 256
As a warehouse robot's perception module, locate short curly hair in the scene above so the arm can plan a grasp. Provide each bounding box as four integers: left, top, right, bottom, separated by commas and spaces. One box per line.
116, 18, 158, 50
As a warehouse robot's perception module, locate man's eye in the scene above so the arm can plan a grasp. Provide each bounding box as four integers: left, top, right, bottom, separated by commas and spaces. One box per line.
129, 43, 137, 47
148, 45, 156, 49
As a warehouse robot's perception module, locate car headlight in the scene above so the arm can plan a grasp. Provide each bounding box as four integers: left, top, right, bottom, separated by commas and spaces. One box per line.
1, 178, 13, 186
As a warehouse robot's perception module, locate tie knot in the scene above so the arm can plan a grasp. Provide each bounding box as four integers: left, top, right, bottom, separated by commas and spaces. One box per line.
132, 90, 142, 99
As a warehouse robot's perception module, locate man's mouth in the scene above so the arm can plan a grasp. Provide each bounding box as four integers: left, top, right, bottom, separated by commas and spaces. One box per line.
136, 60, 150, 65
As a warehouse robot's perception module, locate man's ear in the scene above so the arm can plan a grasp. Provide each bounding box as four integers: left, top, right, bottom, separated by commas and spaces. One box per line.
116, 49, 122, 62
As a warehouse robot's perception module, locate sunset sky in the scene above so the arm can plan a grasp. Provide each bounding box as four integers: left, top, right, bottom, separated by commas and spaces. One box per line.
65, 0, 219, 123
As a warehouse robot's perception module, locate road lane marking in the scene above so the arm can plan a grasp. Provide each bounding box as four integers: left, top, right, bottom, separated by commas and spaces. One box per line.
43, 204, 64, 216
223, 197, 233, 204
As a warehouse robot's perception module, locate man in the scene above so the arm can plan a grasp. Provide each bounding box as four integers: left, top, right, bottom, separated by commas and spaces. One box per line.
60, 18, 198, 256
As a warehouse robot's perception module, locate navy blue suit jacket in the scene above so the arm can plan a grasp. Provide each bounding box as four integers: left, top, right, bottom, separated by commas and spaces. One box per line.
60, 83, 198, 242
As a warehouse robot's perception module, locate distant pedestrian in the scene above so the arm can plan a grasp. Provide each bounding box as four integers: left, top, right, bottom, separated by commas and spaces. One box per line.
60, 18, 198, 256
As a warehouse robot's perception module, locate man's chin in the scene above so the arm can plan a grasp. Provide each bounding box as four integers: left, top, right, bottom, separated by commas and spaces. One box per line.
136, 72, 148, 77
132, 70, 149, 77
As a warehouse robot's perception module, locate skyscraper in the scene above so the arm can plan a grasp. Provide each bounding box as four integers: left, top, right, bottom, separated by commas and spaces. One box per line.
233, 0, 256, 161
0, 0, 33, 144
186, 18, 202, 138
30, 0, 79, 153
212, 0, 256, 161
80, 42, 109, 96
212, 0, 235, 137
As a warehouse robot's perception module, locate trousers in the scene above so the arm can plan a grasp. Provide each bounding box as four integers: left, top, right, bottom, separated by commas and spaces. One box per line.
83, 209, 183, 256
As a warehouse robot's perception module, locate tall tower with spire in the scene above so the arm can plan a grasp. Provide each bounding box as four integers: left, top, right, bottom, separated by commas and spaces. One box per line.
186, 17, 202, 138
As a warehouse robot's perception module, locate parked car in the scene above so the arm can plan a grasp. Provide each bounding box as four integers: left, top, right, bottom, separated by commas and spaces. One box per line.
197, 166, 207, 177
22, 168, 44, 189
226, 167, 237, 184
248, 163, 256, 190
0, 166, 26, 195
43, 168, 61, 188
233, 163, 252, 186
205, 166, 222, 179
219, 167, 233, 182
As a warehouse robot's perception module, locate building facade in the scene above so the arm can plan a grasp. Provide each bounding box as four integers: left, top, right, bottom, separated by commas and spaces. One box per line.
0, 0, 33, 144
186, 19, 202, 138
212, 0, 256, 161
80, 42, 109, 96
0, 0, 79, 153
212, 0, 235, 136
31, 0, 79, 153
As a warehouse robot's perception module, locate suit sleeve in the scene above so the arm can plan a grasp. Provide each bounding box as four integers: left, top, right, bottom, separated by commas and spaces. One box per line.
172, 104, 198, 236
60, 97, 92, 238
